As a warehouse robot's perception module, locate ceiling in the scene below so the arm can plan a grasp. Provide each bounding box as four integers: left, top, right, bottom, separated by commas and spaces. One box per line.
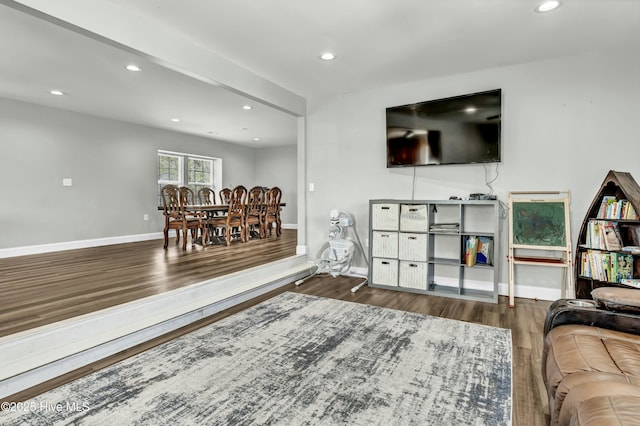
1, 0, 639, 147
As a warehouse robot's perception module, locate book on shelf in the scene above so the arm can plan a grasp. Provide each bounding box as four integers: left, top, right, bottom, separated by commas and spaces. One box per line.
579, 250, 633, 283
586, 220, 624, 250
597, 196, 617, 218
603, 222, 622, 251
620, 278, 640, 289
476, 236, 493, 265
596, 197, 639, 220
622, 246, 640, 254
585, 220, 606, 249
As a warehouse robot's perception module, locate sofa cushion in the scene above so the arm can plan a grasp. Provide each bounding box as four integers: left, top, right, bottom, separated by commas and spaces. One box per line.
561, 382, 640, 426
592, 287, 640, 313
544, 324, 640, 425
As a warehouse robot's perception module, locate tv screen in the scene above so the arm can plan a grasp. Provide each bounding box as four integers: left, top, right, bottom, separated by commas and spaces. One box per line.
386, 89, 502, 167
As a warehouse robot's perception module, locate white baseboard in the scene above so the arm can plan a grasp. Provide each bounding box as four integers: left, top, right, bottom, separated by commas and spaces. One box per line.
0, 233, 164, 259
1, 227, 300, 259
347, 268, 561, 302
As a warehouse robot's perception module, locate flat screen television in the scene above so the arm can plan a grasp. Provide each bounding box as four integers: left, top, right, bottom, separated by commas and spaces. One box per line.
386, 89, 502, 167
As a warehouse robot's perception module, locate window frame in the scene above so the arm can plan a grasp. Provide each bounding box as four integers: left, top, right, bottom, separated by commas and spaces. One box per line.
158, 150, 221, 205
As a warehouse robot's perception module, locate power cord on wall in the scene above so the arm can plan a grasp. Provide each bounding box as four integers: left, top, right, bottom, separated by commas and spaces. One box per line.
411, 163, 508, 218
484, 163, 509, 219
411, 166, 417, 200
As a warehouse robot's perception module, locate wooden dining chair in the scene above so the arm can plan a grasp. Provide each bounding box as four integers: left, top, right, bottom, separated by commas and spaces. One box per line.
196, 187, 219, 242
197, 187, 217, 205
160, 185, 205, 249
210, 185, 247, 246
219, 188, 232, 204
263, 186, 282, 238
179, 186, 209, 244
245, 186, 266, 240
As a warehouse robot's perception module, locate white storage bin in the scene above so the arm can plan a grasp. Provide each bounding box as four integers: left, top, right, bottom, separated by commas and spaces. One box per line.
400, 204, 429, 232
399, 261, 428, 290
398, 233, 428, 262
372, 258, 399, 287
372, 231, 398, 258
371, 203, 399, 231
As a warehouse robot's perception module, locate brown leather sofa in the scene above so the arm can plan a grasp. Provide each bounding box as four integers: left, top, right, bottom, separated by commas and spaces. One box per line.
542, 287, 640, 425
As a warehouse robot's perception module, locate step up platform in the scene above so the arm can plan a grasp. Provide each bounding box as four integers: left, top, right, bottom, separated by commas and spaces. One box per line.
0, 255, 315, 399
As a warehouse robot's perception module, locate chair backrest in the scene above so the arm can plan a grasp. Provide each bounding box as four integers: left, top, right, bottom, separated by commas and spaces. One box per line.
161, 184, 182, 217
198, 187, 216, 205
265, 187, 282, 215
227, 185, 247, 218
219, 188, 232, 204
246, 186, 266, 216
178, 186, 196, 207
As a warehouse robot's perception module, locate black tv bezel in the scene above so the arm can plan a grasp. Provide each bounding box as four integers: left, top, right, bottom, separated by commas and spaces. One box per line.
385, 89, 502, 168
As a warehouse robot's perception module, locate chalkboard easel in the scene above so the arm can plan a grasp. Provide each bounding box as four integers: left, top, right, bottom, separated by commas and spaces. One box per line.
507, 191, 573, 307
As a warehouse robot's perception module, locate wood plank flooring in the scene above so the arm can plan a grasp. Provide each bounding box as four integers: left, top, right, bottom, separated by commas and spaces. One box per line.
0, 232, 551, 425
0, 229, 297, 337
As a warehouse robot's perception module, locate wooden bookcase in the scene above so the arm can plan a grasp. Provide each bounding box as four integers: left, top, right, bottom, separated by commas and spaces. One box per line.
574, 171, 640, 299
368, 199, 500, 303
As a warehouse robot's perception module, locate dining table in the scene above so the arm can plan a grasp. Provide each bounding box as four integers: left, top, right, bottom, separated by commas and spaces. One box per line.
157, 203, 286, 245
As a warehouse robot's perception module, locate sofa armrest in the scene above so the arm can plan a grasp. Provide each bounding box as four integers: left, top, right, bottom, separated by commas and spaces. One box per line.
543, 298, 640, 336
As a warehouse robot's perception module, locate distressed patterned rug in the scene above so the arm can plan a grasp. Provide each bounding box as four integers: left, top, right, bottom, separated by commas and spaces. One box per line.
3, 292, 512, 425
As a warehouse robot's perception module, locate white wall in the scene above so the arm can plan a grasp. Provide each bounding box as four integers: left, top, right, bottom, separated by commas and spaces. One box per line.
254, 145, 298, 226
305, 49, 640, 297
0, 97, 278, 249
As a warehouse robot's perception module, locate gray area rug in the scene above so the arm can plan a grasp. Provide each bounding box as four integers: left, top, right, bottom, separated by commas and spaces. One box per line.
2, 292, 512, 425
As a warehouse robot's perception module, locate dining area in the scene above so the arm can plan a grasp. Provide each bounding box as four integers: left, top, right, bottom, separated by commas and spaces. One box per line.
159, 185, 284, 250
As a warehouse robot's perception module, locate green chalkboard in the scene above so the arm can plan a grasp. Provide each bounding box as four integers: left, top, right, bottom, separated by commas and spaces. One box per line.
512, 201, 567, 247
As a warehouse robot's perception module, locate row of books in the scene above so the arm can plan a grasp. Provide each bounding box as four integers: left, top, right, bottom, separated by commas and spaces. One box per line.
597, 196, 639, 220
579, 250, 633, 283
585, 220, 623, 251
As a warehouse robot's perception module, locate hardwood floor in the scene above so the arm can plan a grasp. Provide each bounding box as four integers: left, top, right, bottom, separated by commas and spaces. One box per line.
0, 229, 297, 337
1, 232, 551, 425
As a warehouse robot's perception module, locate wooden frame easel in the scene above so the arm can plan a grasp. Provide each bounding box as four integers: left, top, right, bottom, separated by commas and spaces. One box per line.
508, 191, 573, 307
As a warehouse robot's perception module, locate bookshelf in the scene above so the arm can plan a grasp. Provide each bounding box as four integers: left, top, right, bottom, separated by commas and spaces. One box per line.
575, 171, 640, 299
368, 199, 500, 303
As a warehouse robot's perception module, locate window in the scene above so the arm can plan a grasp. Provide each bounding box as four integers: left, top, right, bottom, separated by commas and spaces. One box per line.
187, 157, 213, 196
158, 150, 219, 205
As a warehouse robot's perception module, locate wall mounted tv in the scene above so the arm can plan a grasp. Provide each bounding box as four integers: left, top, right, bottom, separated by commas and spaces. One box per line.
386, 89, 502, 167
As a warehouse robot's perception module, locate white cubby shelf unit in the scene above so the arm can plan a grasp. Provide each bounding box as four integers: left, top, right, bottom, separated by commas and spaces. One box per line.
368, 199, 500, 303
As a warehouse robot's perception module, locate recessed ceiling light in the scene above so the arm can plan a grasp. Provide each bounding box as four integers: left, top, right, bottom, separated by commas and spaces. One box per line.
49, 89, 64, 96
320, 52, 336, 61
253, 138, 260, 141
242, 105, 252, 110
171, 118, 180, 122
465, 107, 477, 114
535, 1, 561, 13
125, 64, 142, 72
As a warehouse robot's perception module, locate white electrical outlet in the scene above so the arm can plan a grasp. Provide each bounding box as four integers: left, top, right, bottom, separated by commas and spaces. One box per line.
62, 178, 72, 187
143, 214, 149, 221
309, 183, 315, 192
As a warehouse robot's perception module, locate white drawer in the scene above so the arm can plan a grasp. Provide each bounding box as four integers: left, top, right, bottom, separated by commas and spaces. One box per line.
398, 233, 428, 261
400, 204, 429, 232
372, 231, 398, 258
399, 261, 428, 290
371, 203, 399, 231
372, 258, 399, 287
